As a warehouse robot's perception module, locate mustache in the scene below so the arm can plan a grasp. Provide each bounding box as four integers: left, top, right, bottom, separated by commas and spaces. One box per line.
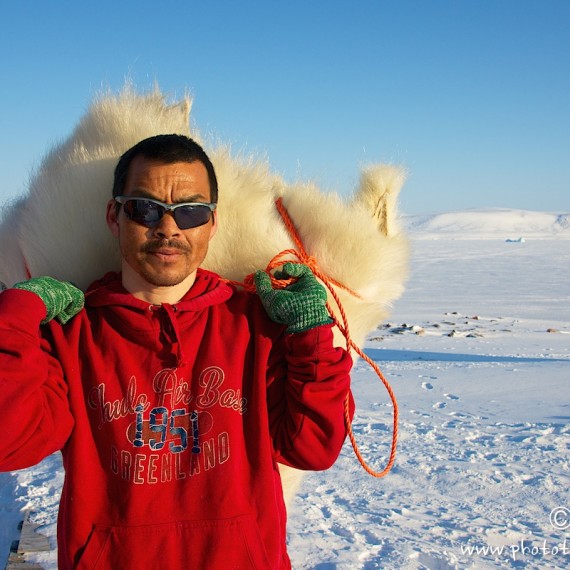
141, 238, 191, 253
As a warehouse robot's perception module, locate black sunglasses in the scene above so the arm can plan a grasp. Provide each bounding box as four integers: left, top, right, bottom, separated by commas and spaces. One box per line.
115, 196, 216, 230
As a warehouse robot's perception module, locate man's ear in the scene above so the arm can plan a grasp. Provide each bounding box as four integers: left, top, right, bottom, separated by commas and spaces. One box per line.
106, 199, 120, 238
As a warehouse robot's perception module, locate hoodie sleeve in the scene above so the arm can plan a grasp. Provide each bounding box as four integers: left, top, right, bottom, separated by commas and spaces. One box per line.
0, 289, 74, 471
267, 323, 354, 470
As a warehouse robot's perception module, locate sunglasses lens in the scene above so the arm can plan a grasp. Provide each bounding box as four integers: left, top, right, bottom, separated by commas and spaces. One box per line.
123, 199, 163, 226
121, 199, 213, 229
174, 205, 213, 229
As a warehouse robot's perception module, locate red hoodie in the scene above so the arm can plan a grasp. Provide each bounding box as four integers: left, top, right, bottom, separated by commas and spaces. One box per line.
0, 269, 353, 569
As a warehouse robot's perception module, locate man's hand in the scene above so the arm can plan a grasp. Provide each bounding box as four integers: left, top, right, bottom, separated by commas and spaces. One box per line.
254, 263, 333, 334
13, 276, 84, 324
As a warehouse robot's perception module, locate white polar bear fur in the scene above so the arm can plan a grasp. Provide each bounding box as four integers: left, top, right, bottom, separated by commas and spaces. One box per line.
0, 87, 409, 504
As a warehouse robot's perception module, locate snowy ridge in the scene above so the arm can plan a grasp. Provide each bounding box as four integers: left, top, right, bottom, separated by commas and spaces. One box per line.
405, 208, 570, 239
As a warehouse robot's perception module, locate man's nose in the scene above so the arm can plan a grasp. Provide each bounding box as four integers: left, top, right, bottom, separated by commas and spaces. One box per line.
152, 212, 182, 238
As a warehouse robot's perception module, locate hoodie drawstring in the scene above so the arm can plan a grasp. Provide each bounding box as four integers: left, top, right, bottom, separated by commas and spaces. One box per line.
160, 304, 186, 368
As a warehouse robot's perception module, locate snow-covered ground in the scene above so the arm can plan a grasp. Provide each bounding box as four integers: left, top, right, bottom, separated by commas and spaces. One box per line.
1, 209, 569, 569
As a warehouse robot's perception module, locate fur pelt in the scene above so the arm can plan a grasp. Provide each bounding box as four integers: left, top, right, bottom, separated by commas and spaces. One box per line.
0, 86, 409, 504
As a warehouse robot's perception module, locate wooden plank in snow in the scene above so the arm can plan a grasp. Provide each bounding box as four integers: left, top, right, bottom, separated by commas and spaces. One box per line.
5, 511, 50, 570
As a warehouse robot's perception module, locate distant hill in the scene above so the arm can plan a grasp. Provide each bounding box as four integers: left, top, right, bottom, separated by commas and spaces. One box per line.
404, 209, 570, 239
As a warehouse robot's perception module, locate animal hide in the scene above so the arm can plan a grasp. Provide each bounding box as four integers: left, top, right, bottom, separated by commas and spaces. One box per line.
0, 86, 409, 503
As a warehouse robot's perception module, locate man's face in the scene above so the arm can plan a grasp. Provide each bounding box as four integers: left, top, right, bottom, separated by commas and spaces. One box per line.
106, 156, 217, 294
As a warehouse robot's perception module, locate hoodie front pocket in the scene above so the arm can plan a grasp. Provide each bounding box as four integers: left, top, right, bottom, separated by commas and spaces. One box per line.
76, 515, 271, 570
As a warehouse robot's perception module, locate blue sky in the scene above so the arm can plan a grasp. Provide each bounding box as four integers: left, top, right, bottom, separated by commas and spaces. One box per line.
0, 0, 568, 215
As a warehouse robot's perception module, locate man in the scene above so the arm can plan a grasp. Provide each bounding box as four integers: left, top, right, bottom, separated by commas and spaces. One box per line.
0, 135, 353, 569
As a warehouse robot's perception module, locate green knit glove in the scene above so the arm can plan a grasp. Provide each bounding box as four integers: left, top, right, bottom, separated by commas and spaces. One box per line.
13, 276, 84, 325
254, 263, 333, 334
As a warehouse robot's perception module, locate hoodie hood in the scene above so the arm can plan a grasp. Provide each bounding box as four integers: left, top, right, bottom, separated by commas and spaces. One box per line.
86, 269, 233, 311
84, 269, 234, 367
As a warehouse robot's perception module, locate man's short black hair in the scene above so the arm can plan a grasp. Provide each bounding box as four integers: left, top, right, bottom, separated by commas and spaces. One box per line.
113, 134, 218, 203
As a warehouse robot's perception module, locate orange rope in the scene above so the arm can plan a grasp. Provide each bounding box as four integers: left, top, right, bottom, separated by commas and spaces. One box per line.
228, 197, 398, 478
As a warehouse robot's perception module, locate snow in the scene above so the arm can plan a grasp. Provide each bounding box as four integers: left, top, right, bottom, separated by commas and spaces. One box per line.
1, 209, 569, 569
405, 209, 570, 240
